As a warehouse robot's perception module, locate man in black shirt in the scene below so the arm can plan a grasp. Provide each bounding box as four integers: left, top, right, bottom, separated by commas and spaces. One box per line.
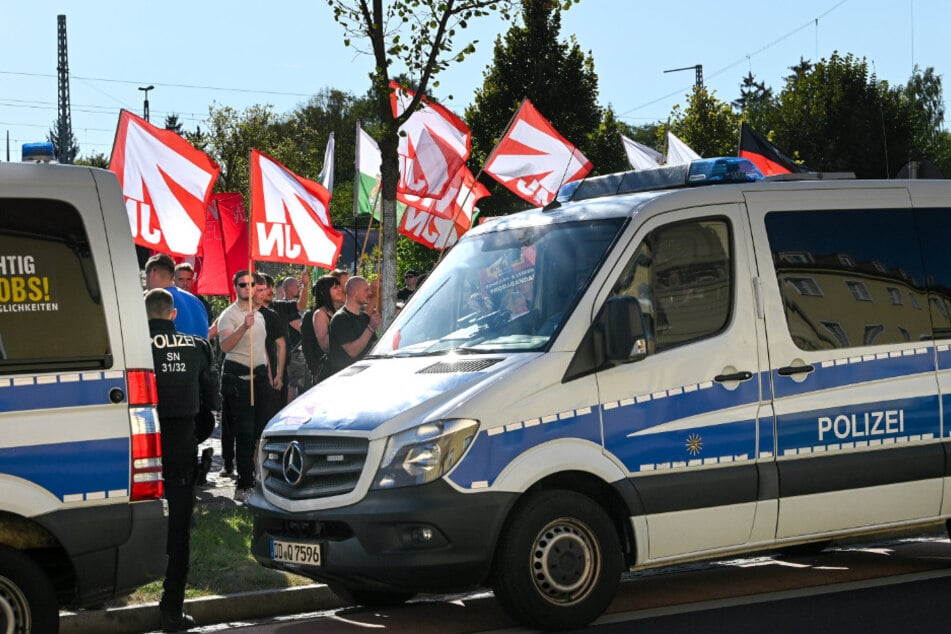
325, 276, 382, 378
146, 289, 219, 632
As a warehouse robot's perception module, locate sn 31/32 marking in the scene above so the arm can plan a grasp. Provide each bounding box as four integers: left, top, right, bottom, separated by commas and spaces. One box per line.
271, 539, 321, 565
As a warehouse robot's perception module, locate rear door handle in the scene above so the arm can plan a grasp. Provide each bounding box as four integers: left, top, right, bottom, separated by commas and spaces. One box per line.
777, 364, 815, 376
714, 371, 753, 383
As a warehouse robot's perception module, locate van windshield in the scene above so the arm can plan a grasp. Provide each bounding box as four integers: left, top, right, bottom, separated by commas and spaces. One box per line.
374, 218, 625, 356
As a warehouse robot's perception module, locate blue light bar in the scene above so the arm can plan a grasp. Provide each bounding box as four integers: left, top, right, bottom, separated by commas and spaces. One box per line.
559, 157, 765, 204
21, 142, 56, 163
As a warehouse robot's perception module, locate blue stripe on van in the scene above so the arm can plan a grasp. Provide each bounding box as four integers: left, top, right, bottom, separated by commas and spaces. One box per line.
603, 377, 760, 472
0, 437, 129, 501
774, 395, 939, 456
771, 350, 933, 399
0, 372, 125, 413
448, 406, 602, 489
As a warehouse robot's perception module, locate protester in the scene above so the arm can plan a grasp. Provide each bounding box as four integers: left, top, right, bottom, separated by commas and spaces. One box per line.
271, 272, 310, 403
216, 271, 270, 503
397, 269, 420, 303
254, 274, 287, 422
174, 262, 213, 326
145, 254, 209, 338
145, 289, 218, 633
323, 276, 382, 379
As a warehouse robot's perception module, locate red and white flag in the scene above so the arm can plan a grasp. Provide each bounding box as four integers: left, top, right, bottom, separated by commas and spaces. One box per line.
249, 149, 343, 269
483, 99, 591, 207
399, 166, 489, 249
109, 109, 219, 256
390, 81, 471, 202
194, 193, 249, 299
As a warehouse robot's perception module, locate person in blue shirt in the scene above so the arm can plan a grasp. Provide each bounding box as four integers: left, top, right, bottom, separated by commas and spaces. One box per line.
145, 253, 209, 338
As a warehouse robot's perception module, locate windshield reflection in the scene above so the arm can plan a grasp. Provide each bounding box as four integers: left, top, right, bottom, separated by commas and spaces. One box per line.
374, 218, 625, 357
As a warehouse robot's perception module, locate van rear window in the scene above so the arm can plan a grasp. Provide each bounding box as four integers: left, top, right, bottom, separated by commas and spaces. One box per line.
0, 199, 111, 373
765, 209, 929, 350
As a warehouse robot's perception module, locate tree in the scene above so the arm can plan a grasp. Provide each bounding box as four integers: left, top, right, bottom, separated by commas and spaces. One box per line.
202, 103, 284, 197
75, 152, 110, 168
766, 53, 946, 178
465, 0, 604, 215
732, 71, 774, 131
666, 86, 740, 158
47, 119, 78, 164
164, 114, 185, 135
327, 0, 518, 324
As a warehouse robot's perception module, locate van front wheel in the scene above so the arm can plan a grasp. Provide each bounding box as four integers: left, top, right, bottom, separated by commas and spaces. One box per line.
0, 546, 59, 634
492, 490, 622, 631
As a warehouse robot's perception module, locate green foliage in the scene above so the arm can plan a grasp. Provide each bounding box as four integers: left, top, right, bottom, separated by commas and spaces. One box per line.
47, 119, 78, 164
763, 53, 946, 178
396, 235, 439, 280
666, 86, 740, 158
74, 152, 110, 168
113, 507, 308, 606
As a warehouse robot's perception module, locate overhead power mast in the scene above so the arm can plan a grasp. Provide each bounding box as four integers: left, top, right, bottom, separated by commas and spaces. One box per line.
56, 14, 74, 164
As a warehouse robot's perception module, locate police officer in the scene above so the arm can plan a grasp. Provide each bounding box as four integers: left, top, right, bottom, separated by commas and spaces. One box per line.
146, 289, 219, 633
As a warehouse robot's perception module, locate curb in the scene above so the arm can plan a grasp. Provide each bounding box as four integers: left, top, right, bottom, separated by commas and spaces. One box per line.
61, 585, 342, 633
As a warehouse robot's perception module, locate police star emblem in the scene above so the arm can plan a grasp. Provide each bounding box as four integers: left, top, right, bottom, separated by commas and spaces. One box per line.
685, 433, 703, 456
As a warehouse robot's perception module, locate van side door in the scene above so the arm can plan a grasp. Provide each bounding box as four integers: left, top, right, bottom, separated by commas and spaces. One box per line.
596, 204, 771, 560
745, 187, 943, 539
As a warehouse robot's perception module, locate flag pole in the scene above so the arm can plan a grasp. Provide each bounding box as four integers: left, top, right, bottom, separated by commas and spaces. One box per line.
246, 196, 256, 408
432, 99, 525, 257
352, 122, 363, 274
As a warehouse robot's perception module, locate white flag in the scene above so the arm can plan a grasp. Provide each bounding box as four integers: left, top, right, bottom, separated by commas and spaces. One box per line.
665, 132, 701, 166
621, 135, 664, 170
318, 132, 335, 192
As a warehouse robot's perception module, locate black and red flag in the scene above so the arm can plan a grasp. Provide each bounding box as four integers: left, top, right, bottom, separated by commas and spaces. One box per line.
738, 122, 810, 176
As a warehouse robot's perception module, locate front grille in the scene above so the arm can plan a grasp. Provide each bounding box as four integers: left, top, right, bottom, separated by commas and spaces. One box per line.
262, 435, 369, 500
418, 358, 503, 374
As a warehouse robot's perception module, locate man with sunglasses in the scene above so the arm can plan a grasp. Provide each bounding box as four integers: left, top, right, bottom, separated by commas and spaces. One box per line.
216, 271, 270, 503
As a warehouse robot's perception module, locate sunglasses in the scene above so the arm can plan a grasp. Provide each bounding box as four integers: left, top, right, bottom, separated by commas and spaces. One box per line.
236, 282, 250, 288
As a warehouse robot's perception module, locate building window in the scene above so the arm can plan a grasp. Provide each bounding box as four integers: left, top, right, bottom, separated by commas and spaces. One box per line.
779, 251, 812, 264
863, 324, 885, 345
846, 280, 872, 302
837, 254, 855, 268
898, 326, 911, 342
786, 277, 823, 296
886, 287, 902, 305
910, 293, 922, 309
821, 321, 850, 348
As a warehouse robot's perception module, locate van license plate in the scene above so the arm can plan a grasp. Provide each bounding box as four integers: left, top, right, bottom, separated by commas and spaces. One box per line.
271, 539, 321, 565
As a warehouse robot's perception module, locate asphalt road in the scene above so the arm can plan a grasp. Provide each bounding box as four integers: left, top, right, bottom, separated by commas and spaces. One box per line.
168, 532, 951, 633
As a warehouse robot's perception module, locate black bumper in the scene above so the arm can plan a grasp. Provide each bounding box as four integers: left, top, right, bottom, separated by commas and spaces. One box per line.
39, 498, 167, 607
250, 480, 516, 592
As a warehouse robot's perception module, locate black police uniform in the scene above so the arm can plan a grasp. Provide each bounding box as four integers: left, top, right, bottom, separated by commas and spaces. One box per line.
149, 318, 219, 625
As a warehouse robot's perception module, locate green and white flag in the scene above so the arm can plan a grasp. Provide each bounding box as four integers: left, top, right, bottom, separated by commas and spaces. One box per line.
356, 123, 383, 220
355, 122, 405, 222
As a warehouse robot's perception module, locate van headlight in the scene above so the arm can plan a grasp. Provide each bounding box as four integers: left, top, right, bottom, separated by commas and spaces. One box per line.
372, 419, 479, 489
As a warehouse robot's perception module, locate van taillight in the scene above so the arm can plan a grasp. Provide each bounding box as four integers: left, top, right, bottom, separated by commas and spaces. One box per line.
127, 369, 158, 405
127, 370, 163, 500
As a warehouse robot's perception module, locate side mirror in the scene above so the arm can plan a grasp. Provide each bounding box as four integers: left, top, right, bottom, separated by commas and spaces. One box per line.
603, 296, 649, 362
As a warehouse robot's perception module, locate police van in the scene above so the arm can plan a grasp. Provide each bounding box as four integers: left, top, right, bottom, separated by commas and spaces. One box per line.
0, 153, 166, 632
250, 157, 951, 630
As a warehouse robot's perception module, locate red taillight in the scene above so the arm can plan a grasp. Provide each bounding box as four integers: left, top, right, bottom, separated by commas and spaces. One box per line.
128, 371, 164, 500
127, 369, 158, 406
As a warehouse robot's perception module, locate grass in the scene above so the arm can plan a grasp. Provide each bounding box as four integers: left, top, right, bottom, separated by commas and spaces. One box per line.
109, 506, 311, 606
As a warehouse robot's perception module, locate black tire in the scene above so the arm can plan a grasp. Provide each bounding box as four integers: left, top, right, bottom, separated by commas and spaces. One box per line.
492, 490, 623, 631
329, 585, 415, 609
0, 546, 59, 634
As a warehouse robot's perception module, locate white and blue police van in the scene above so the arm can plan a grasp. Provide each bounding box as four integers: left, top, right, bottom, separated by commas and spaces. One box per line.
0, 147, 167, 632
250, 156, 951, 630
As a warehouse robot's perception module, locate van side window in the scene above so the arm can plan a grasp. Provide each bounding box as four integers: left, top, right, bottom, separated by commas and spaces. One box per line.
612, 218, 732, 352
913, 208, 951, 340
0, 199, 111, 373
765, 209, 927, 350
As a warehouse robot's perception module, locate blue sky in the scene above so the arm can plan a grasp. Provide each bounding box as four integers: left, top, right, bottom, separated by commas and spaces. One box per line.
1, 0, 946, 161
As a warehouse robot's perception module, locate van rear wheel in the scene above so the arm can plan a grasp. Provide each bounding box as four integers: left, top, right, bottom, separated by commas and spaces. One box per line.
492, 490, 622, 631
0, 546, 59, 634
